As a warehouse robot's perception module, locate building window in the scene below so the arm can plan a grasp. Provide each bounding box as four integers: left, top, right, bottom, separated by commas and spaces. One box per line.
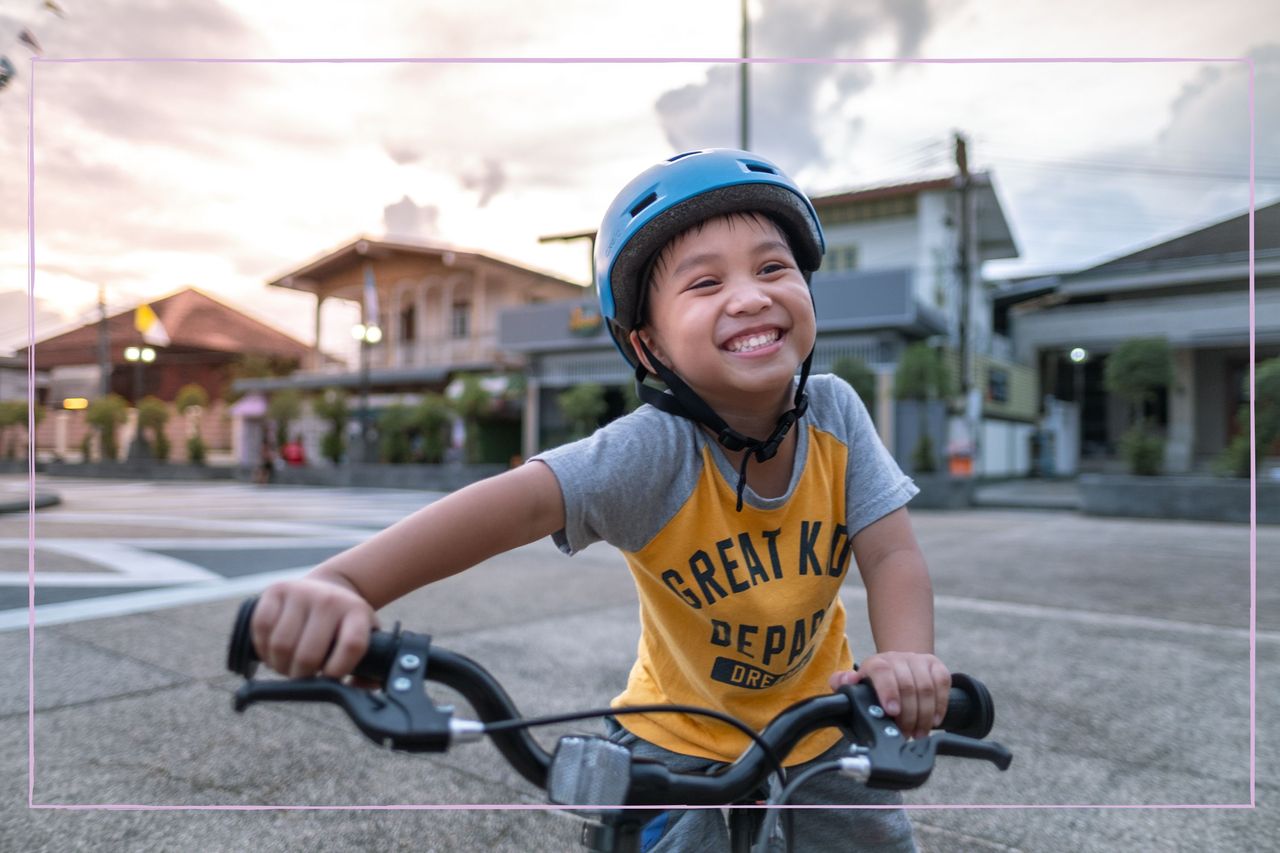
824, 245, 858, 272
400, 305, 416, 342
450, 302, 470, 339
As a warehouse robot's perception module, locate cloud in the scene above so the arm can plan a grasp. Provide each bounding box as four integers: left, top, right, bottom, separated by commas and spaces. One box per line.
0, 289, 79, 355
382, 195, 440, 242
653, 0, 935, 177
1157, 43, 1279, 175
460, 157, 506, 207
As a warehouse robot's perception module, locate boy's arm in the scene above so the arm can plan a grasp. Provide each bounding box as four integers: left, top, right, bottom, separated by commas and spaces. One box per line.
253, 460, 565, 678
829, 506, 950, 740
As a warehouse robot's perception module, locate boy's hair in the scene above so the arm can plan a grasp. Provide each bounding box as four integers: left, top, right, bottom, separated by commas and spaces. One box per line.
636, 210, 796, 330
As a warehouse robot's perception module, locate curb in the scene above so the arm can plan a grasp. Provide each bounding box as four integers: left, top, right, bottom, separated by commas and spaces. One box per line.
0, 492, 61, 514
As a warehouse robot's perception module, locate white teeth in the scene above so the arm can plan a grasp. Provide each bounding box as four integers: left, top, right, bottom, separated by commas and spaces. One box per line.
726, 330, 780, 352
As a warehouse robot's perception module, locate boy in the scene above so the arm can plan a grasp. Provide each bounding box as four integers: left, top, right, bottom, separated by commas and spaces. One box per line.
252, 149, 948, 851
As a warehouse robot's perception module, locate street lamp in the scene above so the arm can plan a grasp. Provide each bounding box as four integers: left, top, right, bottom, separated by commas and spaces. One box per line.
351, 323, 382, 463
124, 345, 156, 460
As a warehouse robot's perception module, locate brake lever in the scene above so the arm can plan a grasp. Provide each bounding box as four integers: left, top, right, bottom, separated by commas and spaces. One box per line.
836, 683, 1012, 789
232, 632, 458, 752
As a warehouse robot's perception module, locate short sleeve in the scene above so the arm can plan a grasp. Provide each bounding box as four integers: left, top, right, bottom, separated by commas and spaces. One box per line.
815, 375, 918, 536
531, 406, 698, 556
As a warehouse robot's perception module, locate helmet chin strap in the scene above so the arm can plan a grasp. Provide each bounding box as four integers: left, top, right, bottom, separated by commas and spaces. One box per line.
633, 336, 812, 512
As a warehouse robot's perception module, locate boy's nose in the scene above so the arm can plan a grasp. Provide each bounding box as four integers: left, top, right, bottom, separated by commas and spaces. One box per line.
725, 278, 772, 314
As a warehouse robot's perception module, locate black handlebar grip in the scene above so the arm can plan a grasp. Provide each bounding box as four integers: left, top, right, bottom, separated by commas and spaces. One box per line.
227, 596, 402, 685
939, 672, 995, 740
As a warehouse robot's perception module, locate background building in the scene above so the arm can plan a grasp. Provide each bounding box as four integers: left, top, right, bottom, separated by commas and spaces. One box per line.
1001, 199, 1278, 473
21, 287, 311, 463
501, 169, 1036, 474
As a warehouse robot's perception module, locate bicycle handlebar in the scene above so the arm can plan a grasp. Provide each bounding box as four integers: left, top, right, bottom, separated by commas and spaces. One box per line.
228, 597, 1010, 804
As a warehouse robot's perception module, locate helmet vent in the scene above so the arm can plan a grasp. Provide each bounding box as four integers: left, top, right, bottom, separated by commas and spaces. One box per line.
744, 162, 777, 174
629, 192, 658, 218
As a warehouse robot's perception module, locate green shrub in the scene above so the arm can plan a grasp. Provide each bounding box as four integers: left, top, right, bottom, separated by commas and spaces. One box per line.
268, 389, 304, 448
85, 394, 129, 462
412, 393, 452, 463
1214, 357, 1280, 476
377, 404, 415, 464
314, 389, 349, 464
833, 356, 877, 418
137, 396, 170, 462
894, 344, 953, 400
187, 434, 207, 465
451, 375, 493, 463
1120, 423, 1164, 476
558, 383, 607, 440
911, 431, 937, 473
1215, 433, 1253, 478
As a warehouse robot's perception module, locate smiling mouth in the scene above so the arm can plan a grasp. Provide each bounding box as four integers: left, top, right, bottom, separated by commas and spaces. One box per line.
723, 328, 782, 353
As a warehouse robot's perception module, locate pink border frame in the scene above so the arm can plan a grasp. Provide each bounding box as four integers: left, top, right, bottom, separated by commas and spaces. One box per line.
24, 55, 1257, 814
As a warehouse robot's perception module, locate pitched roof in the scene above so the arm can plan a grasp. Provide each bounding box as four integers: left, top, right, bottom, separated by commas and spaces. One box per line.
1085, 198, 1280, 273
268, 236, 584, 295
23, 287, 310, 367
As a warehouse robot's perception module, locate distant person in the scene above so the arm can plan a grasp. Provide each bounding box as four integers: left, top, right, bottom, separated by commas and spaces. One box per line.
253, 435, 274, 485
249, 150, 944, 850
281, 436, 306, 467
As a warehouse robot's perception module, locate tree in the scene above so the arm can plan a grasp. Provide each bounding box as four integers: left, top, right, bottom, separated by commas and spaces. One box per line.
1104, 338, 1173, 423
85, 395, 129, 462
377, 404, 415, 464
313, 388, 348, 465
226, 353, 300, 404
894, 344, 952, 475
412, 393, 452, 463
1217, 357, 1280, 476
136, 396, 171, 462
451, 374, 493, 463
268, 389, 304, 448
832, 355, 877, 418
0, 401, 24, 459
175, 384, 210, 465
1104, 338, 1173, 476
894, 343, 954, 400
558, 383, 607, 440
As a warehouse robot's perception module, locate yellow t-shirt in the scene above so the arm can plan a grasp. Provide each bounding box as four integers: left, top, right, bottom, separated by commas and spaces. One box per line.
534, 374, 917, 765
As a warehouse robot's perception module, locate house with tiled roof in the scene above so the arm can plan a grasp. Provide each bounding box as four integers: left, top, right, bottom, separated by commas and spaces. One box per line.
24, 286, 312, 405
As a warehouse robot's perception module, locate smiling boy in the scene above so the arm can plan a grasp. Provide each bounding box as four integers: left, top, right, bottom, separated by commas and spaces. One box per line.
251, 149, 946, 851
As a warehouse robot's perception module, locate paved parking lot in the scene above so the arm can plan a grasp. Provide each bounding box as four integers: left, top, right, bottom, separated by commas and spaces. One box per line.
1, 475, 1274, 851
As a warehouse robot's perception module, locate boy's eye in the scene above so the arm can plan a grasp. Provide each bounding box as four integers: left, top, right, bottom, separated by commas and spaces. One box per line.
759, 261, 790, 275
687, 278, 719, 290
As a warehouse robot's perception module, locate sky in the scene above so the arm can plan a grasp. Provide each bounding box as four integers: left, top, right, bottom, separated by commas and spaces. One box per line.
0, 0, 1277, 364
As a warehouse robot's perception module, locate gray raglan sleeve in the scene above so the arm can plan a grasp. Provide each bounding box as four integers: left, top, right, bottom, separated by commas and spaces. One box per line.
530, 407, 687, 556
818, 375, 919, 535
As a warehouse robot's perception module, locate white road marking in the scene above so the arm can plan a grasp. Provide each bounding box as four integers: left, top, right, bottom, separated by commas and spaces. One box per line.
841, 588, 1275, 644
0, 566, 314, 631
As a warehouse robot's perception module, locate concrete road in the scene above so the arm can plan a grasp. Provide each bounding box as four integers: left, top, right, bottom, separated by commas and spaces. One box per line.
0, 475, 1273, 851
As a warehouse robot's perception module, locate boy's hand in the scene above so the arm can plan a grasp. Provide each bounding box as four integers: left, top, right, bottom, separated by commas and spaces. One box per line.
829, 652, 951, 741
250, 577, 378, 680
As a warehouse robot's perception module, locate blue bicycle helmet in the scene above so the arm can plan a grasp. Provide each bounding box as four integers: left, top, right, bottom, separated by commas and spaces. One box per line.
593, 149, 827, 511
595, 148, 826, 368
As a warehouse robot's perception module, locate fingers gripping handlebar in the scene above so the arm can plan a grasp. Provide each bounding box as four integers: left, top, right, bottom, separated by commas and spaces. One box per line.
228, 597, 1010, 800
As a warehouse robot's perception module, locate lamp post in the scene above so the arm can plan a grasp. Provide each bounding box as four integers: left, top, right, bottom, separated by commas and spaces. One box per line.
124, 345, 155, 460
351, 322, 382, 463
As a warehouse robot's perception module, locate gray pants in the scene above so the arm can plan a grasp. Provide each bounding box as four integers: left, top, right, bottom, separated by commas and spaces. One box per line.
604, 718, 918, 852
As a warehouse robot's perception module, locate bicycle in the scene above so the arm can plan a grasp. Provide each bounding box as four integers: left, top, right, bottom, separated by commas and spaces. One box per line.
227, 597, 1012, 853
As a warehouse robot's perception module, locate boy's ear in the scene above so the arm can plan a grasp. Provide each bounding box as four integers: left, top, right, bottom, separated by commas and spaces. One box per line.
629, 329, 665, 374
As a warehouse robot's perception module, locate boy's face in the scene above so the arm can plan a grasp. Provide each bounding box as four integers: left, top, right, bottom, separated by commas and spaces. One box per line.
630, 212, 816, 413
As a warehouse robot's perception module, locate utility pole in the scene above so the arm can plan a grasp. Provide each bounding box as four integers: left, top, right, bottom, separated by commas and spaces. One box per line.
739, 0, 750, 150
97, 284, 110, 397
953, 131, 978, 476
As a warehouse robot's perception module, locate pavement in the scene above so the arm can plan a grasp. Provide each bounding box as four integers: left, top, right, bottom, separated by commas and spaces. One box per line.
0, 474, 1275, 852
